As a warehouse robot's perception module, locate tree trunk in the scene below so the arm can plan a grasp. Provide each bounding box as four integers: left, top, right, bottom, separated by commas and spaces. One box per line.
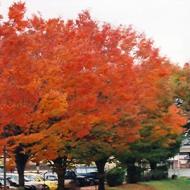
95, 158, 107, 190
15, 145, 29, 189
53, 157, 67, 190
126, 159, 140, 183
36, 162, 40, 174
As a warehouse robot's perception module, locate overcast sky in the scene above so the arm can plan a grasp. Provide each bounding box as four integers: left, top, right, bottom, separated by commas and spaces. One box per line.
0, 0, 190, 65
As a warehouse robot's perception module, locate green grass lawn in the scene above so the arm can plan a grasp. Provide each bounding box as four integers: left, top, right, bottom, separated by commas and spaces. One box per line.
107, 178, 190, 190
143, 178, 190, 190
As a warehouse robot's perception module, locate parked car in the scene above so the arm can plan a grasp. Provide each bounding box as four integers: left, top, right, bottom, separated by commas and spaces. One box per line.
75, 167, 99, 185
24, 173, 49, 190
0, 176, 17, 190
0, 174, 34, 190
77, 172, 99, 185
6, 173, 36, 190
41, 173, 57, 190
42, 171, 76, 189
64, 170, 90, 187
24, 172, 56, 190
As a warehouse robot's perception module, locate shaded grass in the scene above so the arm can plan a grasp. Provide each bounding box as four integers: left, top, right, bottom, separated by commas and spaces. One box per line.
106, 178, 190, 190
143, 178, 190, 190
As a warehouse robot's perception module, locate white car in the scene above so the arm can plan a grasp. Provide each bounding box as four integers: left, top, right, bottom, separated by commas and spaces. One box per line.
6, 173, 48, 190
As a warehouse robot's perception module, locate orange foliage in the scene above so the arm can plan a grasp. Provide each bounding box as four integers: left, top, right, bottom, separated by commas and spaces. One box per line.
0, 2, 186, 162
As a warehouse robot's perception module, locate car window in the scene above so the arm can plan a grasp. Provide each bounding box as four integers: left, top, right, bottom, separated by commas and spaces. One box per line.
46, 175, 57, 181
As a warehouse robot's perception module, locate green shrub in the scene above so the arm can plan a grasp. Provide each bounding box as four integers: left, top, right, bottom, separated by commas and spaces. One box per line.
141, 166, 168, 181
141, 168, 168, 181
106, 167, 125, 187
126, 166, 142, 183
150, 168, 168, 180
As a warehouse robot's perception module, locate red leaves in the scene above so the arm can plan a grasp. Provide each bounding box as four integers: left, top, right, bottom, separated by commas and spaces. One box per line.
8, 2, 28, 30
8, 2, 25, 22
0, 2, 186, 161
30, 15, 45, 30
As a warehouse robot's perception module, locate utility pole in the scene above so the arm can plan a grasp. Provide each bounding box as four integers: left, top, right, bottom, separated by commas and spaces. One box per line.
3, 145, 6, 190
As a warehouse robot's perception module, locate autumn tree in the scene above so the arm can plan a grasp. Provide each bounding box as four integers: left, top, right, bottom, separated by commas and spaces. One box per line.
0, 2, 186, 190
170, 63, 190, 112
117, 61, 186, 183
22, 12, 142, 190
50, 12, 185, 190
0, 2, 67, 188
170, 63, 190, 147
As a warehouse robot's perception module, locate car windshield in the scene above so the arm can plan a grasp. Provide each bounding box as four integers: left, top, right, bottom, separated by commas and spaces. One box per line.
46, 175, 57, 181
